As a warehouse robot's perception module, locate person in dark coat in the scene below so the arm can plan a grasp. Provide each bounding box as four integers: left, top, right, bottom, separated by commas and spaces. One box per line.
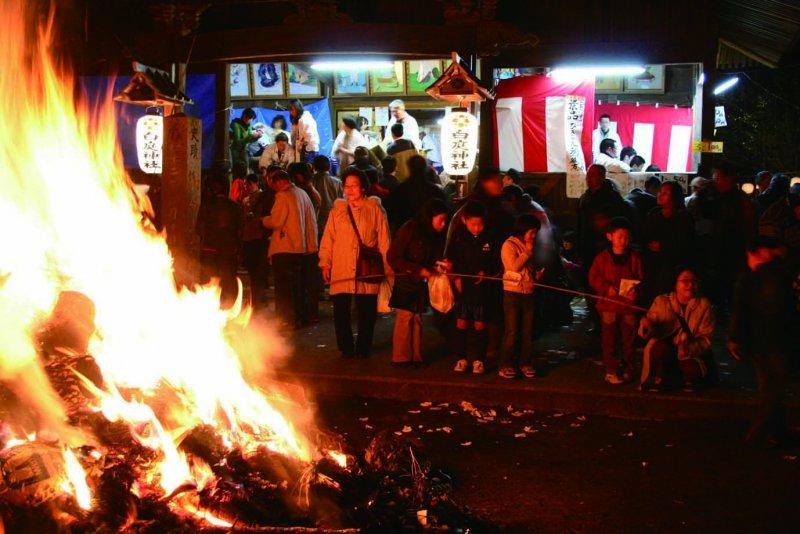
728, 236, 796, 446
625, 175, 661, 237
350, 146, 380, 187
577, 164, 632, 331
753, 173, 789, 221
449, 201, 503, 375
387, 199, 451, 365
449, 167, 516, 244
240, 174, 270, 308
759, 184, 800, 270
643, 181, 696, 302
577, 165, 632, 273
386, 155, 447, 232
446, 167, 516, 359
196, 175, 243, 308
701, 162, 756, 309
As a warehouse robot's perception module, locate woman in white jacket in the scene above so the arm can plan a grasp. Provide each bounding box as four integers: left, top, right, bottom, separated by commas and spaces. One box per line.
289, 99, 320, 163
499, 214, 543, 379
331, 116, 365, 172
638, 266, 715, 392
319, 168, 391, 358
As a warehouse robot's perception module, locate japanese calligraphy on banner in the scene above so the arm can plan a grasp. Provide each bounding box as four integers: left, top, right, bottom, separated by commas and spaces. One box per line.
136, 114, 163, 174
441, 110, 478, 175
564, 95, 587, 172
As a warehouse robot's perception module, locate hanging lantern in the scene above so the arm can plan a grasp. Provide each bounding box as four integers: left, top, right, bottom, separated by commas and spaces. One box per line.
136, 112, 163, 174
441, 110, 478, 176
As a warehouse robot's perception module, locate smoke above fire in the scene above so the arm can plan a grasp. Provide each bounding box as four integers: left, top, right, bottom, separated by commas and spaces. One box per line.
0, 0, 315, 512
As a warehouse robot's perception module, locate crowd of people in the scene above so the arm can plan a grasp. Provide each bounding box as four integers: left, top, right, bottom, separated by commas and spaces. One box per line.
214, 105, 800, 447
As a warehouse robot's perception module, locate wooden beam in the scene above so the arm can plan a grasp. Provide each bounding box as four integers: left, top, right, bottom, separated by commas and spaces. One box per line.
718, 38, 778, 69
183, 23, 479, 63
492, 40, 714, 68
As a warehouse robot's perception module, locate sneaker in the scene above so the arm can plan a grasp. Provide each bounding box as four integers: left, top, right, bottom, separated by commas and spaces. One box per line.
498, 367, 517, 379
453, 359, 469, 373
521, 365, 537, 379
642, 380, 663, 393
472, 360, 485, 375
682, 380, 696, 393
604, 373, 624, 385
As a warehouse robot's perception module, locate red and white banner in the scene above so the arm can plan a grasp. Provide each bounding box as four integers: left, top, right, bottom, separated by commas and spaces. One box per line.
594, 103, 693, 172
493, 75, 595, 173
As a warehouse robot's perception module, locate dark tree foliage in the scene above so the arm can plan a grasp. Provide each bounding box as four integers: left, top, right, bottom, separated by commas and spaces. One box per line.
715, 67, 800, 177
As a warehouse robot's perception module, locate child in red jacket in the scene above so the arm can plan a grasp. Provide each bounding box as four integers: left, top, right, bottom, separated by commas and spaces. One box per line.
589, 217, 644, 384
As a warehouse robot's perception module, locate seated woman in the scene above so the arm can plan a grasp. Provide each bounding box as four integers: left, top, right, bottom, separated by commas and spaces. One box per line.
638, 266, 715, 392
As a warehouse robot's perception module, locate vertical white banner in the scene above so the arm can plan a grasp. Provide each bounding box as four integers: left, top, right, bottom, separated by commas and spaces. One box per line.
496, 97, 524, 170
632, 123, 655, 166
545, 96, 566, 172
667, 125, 692, 172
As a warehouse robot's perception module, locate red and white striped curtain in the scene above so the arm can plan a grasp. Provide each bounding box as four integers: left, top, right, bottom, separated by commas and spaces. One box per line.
594, 103, 693, 173
493, 76, 695, 173
493, 75, 595, 173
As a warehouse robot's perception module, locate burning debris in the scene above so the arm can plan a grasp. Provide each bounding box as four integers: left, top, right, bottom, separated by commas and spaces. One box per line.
0, 2, 484, 530
0, 366, 484, 531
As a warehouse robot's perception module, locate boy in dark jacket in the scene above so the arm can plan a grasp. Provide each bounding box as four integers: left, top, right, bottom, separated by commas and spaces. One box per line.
449, 201, 502, 375
589, 217, 644, 384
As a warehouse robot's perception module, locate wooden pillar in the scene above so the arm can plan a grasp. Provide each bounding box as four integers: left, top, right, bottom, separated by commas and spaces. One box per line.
215, 62, 230, 167
698, 27, 720, 176
478, 56, 495, 171
162, 114, 202, 288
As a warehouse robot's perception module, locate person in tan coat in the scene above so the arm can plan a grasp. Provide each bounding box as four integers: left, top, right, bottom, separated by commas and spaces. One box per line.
638, 266, 715, 392
319, 168, 391, 358
262, 170, 318, 328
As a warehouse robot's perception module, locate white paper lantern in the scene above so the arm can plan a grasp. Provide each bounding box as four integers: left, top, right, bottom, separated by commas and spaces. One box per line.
136, 114, 163, 174
440, 110, 478, 176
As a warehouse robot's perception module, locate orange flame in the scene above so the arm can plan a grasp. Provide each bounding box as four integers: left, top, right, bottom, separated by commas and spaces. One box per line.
61, 448, 92, 510
0, 0, 314, 506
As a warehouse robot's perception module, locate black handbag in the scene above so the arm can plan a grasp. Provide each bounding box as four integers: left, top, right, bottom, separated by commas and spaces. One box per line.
346, 205, 384, 284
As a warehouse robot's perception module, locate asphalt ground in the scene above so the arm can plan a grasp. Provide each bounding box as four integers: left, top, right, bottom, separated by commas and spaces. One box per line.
315, 395, 800, 532
248, 294, 799, 422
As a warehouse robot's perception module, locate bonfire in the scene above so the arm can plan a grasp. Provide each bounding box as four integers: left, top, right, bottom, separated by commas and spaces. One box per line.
0, 3, 479, 532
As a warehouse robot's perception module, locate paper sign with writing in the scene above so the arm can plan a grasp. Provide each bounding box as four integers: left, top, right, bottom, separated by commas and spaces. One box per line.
441, 111, 478, 175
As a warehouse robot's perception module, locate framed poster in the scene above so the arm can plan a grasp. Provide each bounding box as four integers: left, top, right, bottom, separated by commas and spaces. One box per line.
369, 61, 405, 95
406, 60, 442, 94
286, 63, 321, 97
594, 75, 623, 94
228, 63, 251, 98
334, 69, 368, 95
623, 65, 665, 93
251, 63, 284, 97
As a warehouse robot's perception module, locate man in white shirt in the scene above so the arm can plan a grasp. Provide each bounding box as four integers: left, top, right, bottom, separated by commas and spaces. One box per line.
419, 131, 441, 166
259, 132, 296, 170
592, 114, 622, 162
594, 138, 630, 173
383, 99, 420, 149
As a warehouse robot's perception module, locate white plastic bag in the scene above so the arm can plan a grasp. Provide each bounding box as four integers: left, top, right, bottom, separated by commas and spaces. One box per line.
377, 277, 393, 314
428, 273, 454, 313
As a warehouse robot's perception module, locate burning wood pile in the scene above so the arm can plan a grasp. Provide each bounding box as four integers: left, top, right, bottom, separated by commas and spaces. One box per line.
1, 301, 484, 531
1, 343, 482, 531
0, 2, 483, 531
